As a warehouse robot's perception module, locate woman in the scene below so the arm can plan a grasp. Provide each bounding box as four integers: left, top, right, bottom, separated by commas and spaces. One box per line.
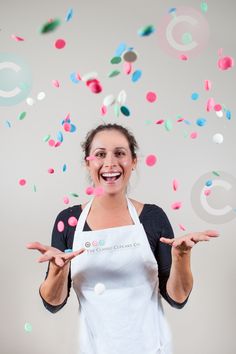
27, 123, 219, 354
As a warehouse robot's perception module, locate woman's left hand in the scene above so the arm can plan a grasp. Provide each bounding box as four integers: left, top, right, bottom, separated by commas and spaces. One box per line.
160, 230, 219, 255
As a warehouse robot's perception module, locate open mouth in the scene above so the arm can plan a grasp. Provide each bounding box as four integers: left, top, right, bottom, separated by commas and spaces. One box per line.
100, 172, 122, 182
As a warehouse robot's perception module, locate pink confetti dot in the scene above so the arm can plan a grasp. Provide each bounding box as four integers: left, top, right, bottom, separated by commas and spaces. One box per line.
171, 202, 182, 210
94, 187, 104, 196
180, 54, 188, 61
19, 179, 26, 186
52, 80, 60, 88
123, 61, 132, 75
173, 179, 179, 191
155, 119, 164, 125
57, 221, 65, 232
68, 216, 78, 227
86, 186, 94, 195
48, 168, 54, 174
206, 98, 215, 112
146, 92, 157, 103
11, 34, 24, 41
204, 80, 212, 91
214, 104, 222, 112
63, 123, 71, 132
54, 141, 61, 148
217, 56, 234, 70
146, 154, 157, 166
101, 105, 107, 116
54, 39, 66, 49
63, 196, 70, 204
190, 132, 198, 139
204, 189, 211, 196
178, 224, 186, 231
48, 139, 55, 147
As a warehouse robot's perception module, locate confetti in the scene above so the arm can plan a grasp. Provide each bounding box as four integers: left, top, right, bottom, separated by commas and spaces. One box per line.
43, 134, 51, 142
5, 120, 11, 128
70, 72, 80, 84
131, 70, 142, 82
65, 8, 73, 22
86, 187, 94, 195
155, 119, 164, 125
54, 38, 66, 49
94, 283, 106, 295
205, 180, 213, 187
19, 179, 26, 186
37, 92, 46, 100
24, 323, 32, 333
26, 97, 35, 106
226, 110, 231, 120
57, 221, 65, 232
204, 80, 212, 91
68, 216, 78, 227
62, 164, 67, 172
114, 104, 120, 117
212, 133, 223, 144
52, 80, 60, 88
191, 92, 199, 100
110, 56, 122, 64
40, 19, 61, 33
214, 104, 222, 112
101, 105, 107, 116
17, 111, 27, 120
103, 94, 115, 107
108, 70, 120, 78
117, 90, 127, 105
48, 139, 55, 147
123, 61, 132, 74
190, 132, 198, 139
217, 55, 234, 70
33, 185, 37, 192
164, 120, 172, 131
216, 110, 223, 118
180, 54, 188, 61
171, 202, 182, 210
48, 168, 54, 174
138, 25, 155, 36
11, 34, 24, 41
123, 51, 137, 63
200, 1, 208, 13
146, 154, 157, 166
146, 91, 157, 103
204, 189, 211, 196
115, 43, 127, 56
173, 179, 179, 191
178, 224, 186, 231
212, 171, 220, 176
206, 98, 215, 112
70, 192, 79, 197
196, 118, 206, 126
63, 196, 69, 204
120, 106, 130, 116
57, 131, 63, 142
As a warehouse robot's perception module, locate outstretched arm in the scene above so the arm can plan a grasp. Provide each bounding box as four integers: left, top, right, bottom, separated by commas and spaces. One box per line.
160, 230, 219, 303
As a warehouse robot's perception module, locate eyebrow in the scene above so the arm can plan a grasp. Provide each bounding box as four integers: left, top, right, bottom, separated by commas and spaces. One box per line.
93, 147, 128, 152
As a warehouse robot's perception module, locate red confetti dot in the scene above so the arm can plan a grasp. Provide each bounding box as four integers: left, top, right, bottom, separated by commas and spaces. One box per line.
57, 221, 65, 232
54, 39, 66, 49
180, 54, 188, 61
214, 104, 222, 112
155, 119, 164, 125
48, 139, 55, 147
146, 154, 157, 166
68, 216, 78, 227
86, 186, 94, 195
48, 168, 54, 174
19, 179, 26, 186
146, 92, 157, 103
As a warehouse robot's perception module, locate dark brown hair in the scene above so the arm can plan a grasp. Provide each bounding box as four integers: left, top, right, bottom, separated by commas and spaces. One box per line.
81, 123, 138, 160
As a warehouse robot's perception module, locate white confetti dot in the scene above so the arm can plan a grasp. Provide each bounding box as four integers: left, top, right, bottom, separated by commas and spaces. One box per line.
26, 97, 35, 106
212, 133, 224, 144
37, 92, 46, 100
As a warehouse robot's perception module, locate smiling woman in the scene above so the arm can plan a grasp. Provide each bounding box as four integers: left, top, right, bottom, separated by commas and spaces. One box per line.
27, 123, 219, 354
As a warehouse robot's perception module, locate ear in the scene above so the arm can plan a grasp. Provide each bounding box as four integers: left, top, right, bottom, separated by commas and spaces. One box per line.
132, 158, 137, 170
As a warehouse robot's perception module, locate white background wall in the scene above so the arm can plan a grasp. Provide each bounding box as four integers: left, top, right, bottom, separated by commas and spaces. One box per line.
0, 0, 235, 353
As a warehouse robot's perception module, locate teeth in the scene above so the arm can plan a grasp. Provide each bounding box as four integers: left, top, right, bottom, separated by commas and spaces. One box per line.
101, 172, 121, 177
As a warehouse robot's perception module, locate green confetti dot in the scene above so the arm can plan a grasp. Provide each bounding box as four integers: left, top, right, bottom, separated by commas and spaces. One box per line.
182, 32, 192, 44
120, 106, 130, 117
110, 56, 122, 64
70, 192, 79, 197
18, 112, 27, 120
24, 323, 32, 332
33, 184, 37, 192
114, 104, 120, 117
108, 70, 120, 78
212, 171, 220, 177
43, 134, 51, 142
40, 19, 61, 34
164, 120, 172, 131
200, 1, 208, 13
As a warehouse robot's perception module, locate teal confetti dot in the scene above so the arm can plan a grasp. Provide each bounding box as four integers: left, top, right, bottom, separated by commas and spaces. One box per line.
212, 171, 220, 177
62, 164, 67, 172
131, 70, 142, 82
200, 1, 208, 13
120, 106, 130, 117
114, 104, 120, 117
64, 249, 72, 253
165, 120, 172, 131
18, 111, 27, 120
184, 120, 191, 125
205, 180, 212, 187
65, 8, 73, 22
168, 8, 177, 14
70, 124, 76, 133
43, 134, 51, 142
110, 56, 122, 64
24, 323, 32, 333
108, 70, 120, 78
191, 92, 199, 100
70, 192, 79, 197
137, 25, 155, 36
196, 118, 206, 126
33, 184, 37, 192
40, 19, 61, 34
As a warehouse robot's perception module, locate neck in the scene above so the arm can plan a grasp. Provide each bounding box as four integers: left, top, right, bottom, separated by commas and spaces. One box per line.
92, 193, 128, 212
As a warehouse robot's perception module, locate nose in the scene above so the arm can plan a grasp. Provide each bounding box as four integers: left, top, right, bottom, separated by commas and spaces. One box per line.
104, 152, 118, 168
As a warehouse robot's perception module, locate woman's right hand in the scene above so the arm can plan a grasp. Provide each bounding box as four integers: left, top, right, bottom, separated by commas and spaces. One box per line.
26, 242, 85, 268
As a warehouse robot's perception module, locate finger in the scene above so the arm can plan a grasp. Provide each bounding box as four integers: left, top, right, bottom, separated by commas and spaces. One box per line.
26, 242, 48, 253
37, 254, 53, 263
55, 256, 65, 267
64, 248, 86, 262
204, 229, 220, 237
160, 237, 175, 245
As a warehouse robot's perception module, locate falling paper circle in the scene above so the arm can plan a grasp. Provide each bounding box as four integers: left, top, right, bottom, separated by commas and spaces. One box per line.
204, 189, 211, 196
212, 133, 224, 144
55, 39, 66, 49
19, 179, 26, 186
86, 186, 94, 195
110, 56, 122, 64
137, 25, 155, 36
115, 43, 127, 56
216, 110, 223, 118
63, 196, 69, 204
94, 283, 106, 295
146, 92, 157, 103
120, 106, 130, 116
131, 70, 142, 82
24, 323, 32, 333
26, 97, 35, 106
48, 168, 54, 174
196, 118, 206, 126
171, 202, 182, 210
204, 80, 212, 91
18, 111, 27, 120
191, 92, 199, 100
65, 8, 73, 22
217, 56, 234, 70
52, 80, 60, 88
214, 104, 222, 112
37, 92, 46, 100
146, 154, 157, 166
173, 179, 179, 191
68, 216, 78, 227
205, 180, 212, 187
108, 70, 120, 78
190, 132, 198, 139
123, 61, 132, 74
123, 51, 137, 63
117, 90, 127, 105
57, 221, 65, 232
103, 94, 115, 107
40, 19, 61, 34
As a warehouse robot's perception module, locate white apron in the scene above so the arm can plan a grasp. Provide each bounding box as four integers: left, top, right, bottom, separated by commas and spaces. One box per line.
71, 197, 172, 354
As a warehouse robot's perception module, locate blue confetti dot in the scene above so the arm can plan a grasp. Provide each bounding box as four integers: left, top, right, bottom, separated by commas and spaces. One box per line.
168, 7, 177, 14
191, 92, 199, 100
70, 72, 80, 84
115, 43, 127, 57
57, 131, 63, 142
132, 70, 142, 82
226, 110, 231, 120
205, 180, 213, 187
196, 118, 206, 126
183, 120, 191, 125
65, 8, 73, 22
64, 249, 72, 253
70, 124, 76, 133
5, 120, 11, 128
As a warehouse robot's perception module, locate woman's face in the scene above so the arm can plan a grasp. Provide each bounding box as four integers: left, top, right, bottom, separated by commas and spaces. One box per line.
86, 129, 137, 195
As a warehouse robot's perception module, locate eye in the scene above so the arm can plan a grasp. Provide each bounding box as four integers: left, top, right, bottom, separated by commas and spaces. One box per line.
115, 150, 126, 157
95, 151, 106, 158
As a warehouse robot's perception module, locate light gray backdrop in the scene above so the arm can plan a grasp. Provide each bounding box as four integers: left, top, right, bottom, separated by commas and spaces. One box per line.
0, 0, 235, 353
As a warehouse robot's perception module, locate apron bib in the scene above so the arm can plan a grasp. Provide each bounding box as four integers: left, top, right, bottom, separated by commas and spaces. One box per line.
71, 197, 172, 354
